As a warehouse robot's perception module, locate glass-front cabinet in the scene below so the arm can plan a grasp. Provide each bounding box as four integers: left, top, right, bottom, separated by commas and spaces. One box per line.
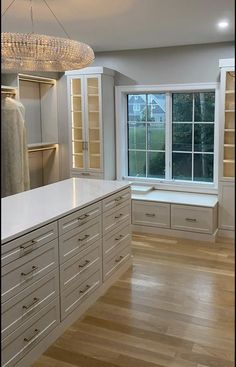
66, 67, 115, 179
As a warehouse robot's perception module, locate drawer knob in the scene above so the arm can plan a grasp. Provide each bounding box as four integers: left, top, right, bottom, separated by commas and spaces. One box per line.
115, 255, 124, 263
21, 265, 38, 277
79, 260, 90, 268
115, 196, 123, 202
115, 234, 124, 241
22, 297, 40, 310
24, 328, 40, 343
145, 213, 156, 217
20, 239, 37, 251
78, 214, 89, 221
78, 234, 90, 242
80, 284, 90, 294
185, 218, 197, 222
115, 213, 123, 219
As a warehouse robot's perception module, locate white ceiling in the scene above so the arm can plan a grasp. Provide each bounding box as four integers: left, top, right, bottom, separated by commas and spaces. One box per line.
1, 0, 235, 52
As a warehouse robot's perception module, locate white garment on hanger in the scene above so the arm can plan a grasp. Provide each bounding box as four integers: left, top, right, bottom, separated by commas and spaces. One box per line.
1, 96, 30, 197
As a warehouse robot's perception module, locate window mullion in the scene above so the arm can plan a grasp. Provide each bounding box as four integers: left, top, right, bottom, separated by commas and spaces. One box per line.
165, 92, 171, 180
192, 93, 194, 181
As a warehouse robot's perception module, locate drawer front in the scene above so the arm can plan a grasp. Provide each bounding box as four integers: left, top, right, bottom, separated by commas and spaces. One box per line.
103, 188, 131, 212
2, 299, 59, 367
171, 205, 213, 233
1, 222, 58, 267
60, 241, 101, 291
132, 200, 170, 228
1, 269, 59, 340
103, 202, 131, 236
103, 243, 131, 282
103, 224, 131, 258
61, 268, 101, 320
2, 239, 58, 303
59, 216, 101, 264
58, 202, 101, 235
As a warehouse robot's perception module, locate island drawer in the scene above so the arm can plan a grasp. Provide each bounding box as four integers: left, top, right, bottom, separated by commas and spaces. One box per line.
132, 200, 170, 228
1, 298, 59, 367
103, 202, 131, 236
2, 239, 58, 303
103, 224, 131, 258
1, 269, 59, 340
1, 222, 58, 268
61, 268, 101, 320
58, 202, 101, 235
60, 241, 101, 291
103, 242, 131, 282
102, 187, 131, 212
59, 216, 101, 264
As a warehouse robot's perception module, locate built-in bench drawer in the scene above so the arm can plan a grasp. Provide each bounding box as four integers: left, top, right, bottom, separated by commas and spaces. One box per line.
1, 239, 58, 303
1, 298, 60, 367
103, 224, 131, 258
103, 202, 131, 236
60, 241, 101, 292
60, 268, 101, 320
171, 205, 215, 234
1, 269, 59, 340
59, 216, 101, 264
1, 222, 58, 267
103, 242, 131, 282
102, 187, 131, 213
58, 202, 101, 236
132, 200, 170, 228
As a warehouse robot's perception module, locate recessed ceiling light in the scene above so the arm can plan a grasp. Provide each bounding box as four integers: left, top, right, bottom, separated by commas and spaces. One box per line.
218, 20, 229, 29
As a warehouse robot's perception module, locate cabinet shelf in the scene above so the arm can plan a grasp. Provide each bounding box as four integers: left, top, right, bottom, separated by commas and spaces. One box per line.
88, 110, 99, 113
224, 144, 234, 147
72, 110, 82, 113
223, 159, 235, 163
225, 109, 235, 113
225, 90, 235, 94
88, 94, 99, 97
224, 129, 235, 132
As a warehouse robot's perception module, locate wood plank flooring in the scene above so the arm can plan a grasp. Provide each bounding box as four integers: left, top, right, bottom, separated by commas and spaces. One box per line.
32, 233, 235, 367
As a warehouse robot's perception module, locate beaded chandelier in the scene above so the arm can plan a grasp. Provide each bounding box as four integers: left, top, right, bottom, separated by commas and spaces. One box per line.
1, 0, 94, 72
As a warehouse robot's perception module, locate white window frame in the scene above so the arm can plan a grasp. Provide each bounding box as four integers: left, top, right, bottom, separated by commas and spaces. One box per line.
115, 82, 220, 194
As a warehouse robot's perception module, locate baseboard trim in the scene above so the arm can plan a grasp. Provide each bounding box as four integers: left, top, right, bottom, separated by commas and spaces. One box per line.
217, 229, 235, 240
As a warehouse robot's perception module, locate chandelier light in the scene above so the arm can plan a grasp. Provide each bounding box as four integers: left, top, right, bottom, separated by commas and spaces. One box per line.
1, 0, 95, 72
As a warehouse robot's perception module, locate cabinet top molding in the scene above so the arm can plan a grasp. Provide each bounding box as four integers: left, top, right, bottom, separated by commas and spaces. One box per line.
1, 178, 130, 244
219, 58, 235, 68
65, 66, 115, 76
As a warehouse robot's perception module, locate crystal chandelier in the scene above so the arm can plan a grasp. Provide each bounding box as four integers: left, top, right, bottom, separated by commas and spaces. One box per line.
1, 0, 94, 72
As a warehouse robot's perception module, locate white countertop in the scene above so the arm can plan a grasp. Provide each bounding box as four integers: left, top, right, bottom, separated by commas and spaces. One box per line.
132, 190, 218, 207
1, 178, 130, 244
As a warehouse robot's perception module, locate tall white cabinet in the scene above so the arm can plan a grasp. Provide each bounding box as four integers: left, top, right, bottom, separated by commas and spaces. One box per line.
218, 58, 235, 238
65, 67, 116, 180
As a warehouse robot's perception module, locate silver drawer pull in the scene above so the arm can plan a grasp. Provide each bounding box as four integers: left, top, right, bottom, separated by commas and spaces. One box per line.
24, 328, 40, 342
115, 196, 123, 202
20, 239, 37, 250
78, 234, 89, 242
185, 218, 197, 222
21, 266, 38, 276
78, 214, 89, 221
115, 213, 123, 219
22, 297, 40, 310
115, 255, 124, 263
79, 284, 90, 294
79, 260, 90, 268
81, 172, 90, 176
115, 234, 124, 241
145, 213, 156, 217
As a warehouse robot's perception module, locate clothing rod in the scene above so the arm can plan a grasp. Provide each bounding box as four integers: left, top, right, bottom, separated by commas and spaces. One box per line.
19, 77, 55, 85
28, 146, 57, 153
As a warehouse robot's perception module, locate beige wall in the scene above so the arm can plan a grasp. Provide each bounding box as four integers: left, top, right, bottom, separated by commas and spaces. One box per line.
92, 42, 234, 85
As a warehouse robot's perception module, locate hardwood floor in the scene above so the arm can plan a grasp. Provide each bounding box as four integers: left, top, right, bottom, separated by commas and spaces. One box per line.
32, 233, 235, 367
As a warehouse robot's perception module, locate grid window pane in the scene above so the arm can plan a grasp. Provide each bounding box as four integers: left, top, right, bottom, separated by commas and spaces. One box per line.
147, 94, 166, 122
172, 93, 193, 122
194, 154, 213, 182
194, 124, 214, 152
172, 153, 192, 180
147, 123, 165, 150
194, 92, 215, 122
128, 94, 146, 121
147, 152, 165, 178
172, 123, 192, 151
128, 151, 146, 177
128, 123, 146, 150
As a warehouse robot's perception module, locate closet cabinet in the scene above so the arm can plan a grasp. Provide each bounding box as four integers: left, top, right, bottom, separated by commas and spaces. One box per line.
218, 59, 235, 237
65, 67, 115, 180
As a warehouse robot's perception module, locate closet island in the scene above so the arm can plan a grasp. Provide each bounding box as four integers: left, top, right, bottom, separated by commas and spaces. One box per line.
1, 178, 131, 367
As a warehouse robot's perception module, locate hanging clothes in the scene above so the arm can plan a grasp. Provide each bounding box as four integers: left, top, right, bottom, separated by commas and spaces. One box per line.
1, 96, 30, 197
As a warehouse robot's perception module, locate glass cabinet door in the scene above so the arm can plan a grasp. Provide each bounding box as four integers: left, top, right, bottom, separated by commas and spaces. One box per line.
71, 78, 85, 169
86, 76, 102, 170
